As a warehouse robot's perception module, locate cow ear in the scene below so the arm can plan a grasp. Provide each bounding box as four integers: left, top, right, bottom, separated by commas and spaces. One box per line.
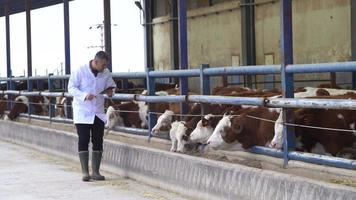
299, 114, 314, 125
232, 122, 243, 134
202, 117, 209, 126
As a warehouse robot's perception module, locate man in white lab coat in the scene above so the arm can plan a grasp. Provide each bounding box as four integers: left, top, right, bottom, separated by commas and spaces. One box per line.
68, 51, 116, 181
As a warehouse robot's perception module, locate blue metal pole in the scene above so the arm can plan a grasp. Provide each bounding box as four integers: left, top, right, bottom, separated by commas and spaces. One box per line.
122, 79, 129, 90
280, 0, 295, 168
48, 75, 55, 119
63, 0, 71, 75
5, 3, 13, 109
352, 0, 356, 89
103, 0, 112, 71
146, 69, 156, 141
27, 78, 33, 116
250, 146, 356, 170
26, 0, 32, 77
178, 0, 189, 118
200, 64, 210, 115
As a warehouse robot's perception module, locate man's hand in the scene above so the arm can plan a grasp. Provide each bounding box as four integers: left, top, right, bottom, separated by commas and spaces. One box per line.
85, 94, 96, 101
106, 89, 114, 97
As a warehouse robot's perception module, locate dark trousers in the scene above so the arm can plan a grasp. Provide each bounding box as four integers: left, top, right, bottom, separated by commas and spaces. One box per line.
75, 116, 105, 152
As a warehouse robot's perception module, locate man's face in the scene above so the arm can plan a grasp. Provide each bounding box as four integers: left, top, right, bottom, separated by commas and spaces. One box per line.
94, 59, 108, 72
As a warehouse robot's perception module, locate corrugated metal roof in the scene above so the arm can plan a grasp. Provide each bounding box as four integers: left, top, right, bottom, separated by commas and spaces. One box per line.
0, 0, 74, 17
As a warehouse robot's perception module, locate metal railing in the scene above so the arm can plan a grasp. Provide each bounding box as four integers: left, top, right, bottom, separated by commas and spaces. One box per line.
1, 61, 356, 170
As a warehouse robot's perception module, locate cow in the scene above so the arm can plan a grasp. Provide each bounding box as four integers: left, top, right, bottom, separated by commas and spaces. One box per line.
185, 90, 282, 149
152, 103, 202, 152
104, 105, 124, 137
291, 107, 356, 157
0, 94, 8, 118
207, 107, 280, 151
5, 95, 49, 120
270, 87, 356, 149
54, 96, 71, 118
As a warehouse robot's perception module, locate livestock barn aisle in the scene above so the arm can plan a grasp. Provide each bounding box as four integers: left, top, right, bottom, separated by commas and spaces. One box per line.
0, 140, 190, 200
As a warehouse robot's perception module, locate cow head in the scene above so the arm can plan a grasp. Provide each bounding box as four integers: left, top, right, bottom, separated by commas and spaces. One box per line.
175, 121, 195, 153
207, 114, 235, 149
105, 106, 124, 130
151, 110, 174, 135
7, 96, 29, 120
190, 114, 215, 144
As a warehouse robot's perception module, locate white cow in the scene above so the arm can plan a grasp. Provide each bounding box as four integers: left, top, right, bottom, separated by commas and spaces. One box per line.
189, 114, 215, 144
151, 110, 174, 134
105, 106, 124, 137
206, 114, 243, 151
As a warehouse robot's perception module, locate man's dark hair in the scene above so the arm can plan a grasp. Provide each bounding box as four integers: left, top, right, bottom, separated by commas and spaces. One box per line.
94, 51, 110, 61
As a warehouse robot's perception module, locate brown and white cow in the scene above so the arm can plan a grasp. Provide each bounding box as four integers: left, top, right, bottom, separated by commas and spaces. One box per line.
5, 95, 49, 120
292, 107, 356, 157
207, 107, 280, 150
271, 87, 356, 149
0, 94, 8, 119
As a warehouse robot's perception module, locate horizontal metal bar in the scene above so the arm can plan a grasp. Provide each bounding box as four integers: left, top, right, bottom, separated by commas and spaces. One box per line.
287, 61, 356, 73
18, 113, 74, 124
4, 90, 20, 95
9, 77, 27, 81
49, 75, 70, 80
28, 76, 49, 80
5, 91, 356, 111
250, 146, 356, 170
18, 91, 41, 96
188, 95, 265, 106
135, 95, 186, 103
203, 65, 280, 76
266, 98, 356, 110
113, 126, 149, 136
149, 69, 200, 78
110, 94, 136, 101
40, 92, 65, 97
112, 126, 170, 140
112, 72, 147, 79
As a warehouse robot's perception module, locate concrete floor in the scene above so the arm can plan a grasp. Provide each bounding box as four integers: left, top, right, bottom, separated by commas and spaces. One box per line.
0, 140, 191, 200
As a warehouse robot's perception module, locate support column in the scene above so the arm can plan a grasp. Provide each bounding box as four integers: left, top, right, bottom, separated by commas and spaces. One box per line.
241, 0, 256, 88
143, 0, 155, 138
280, 0, 295, 167
170, 0, 179, 83
178, 0, 189, 117
351, 0, 356, 89
103, 0, 112, 71
26, 0, 32, 77
63, 0, 71, 74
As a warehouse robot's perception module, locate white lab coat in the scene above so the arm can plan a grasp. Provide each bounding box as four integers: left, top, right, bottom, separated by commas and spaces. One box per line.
68, 63, 116, 124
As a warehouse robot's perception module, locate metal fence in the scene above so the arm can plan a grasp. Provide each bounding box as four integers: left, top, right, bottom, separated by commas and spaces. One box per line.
1, 60, 356, 170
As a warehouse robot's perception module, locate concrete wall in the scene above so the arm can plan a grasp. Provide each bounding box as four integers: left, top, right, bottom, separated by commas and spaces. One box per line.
152, 0, 353, 90
1, 120, 356, 200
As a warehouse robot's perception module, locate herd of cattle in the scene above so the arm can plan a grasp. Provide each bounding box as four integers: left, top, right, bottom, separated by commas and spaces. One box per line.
0, 81, 355, 159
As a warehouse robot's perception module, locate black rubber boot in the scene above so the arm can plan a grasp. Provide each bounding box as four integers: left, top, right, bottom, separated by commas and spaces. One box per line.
78, 151, 91, 182
91, 151, 105, 180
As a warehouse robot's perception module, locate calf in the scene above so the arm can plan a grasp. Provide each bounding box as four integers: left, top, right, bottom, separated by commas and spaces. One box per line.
153, 103, 202, 152
104, 105, 124, 136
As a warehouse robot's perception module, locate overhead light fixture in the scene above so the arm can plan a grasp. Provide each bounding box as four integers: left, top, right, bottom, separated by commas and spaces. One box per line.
134, 1, 143, 10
